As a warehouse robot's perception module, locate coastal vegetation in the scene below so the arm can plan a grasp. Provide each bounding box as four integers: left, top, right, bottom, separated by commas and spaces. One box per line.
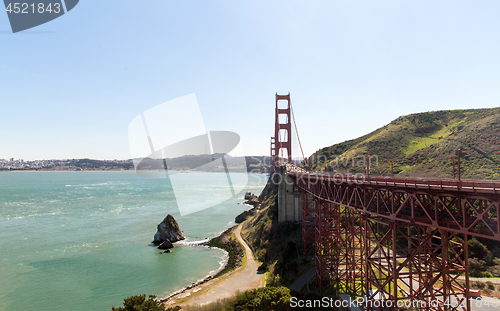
177, 284, 291, 311
223, 286, 291, 311
240, 187, 313, 287
466, 280, 500, 297
243, 205, 304, 283
468, 237, 500, 277
111, 294, 169, 311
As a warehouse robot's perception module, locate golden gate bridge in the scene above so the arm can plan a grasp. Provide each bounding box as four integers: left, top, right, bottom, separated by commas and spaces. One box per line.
270, 93, 500, 311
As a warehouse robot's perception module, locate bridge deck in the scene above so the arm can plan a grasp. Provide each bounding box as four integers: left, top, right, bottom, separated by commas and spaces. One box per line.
288, 172, 500, 195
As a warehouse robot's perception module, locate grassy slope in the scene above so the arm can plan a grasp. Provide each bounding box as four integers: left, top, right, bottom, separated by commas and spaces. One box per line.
241, 183, 313, 289
310, 107, 500, 179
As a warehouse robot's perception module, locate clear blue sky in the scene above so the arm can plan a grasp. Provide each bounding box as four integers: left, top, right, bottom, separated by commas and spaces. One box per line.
1, 0, 500, 160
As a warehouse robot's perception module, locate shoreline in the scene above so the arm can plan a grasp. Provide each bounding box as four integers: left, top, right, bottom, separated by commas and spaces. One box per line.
158, 240, 230, 303
158, 224, 245, 303
162, 220, 264, 308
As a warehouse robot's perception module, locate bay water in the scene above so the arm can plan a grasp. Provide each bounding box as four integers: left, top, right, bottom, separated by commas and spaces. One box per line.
0, 171, 266, 311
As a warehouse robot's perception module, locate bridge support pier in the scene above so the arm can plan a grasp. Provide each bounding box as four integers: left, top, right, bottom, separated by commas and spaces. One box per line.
277, 166, 302, 222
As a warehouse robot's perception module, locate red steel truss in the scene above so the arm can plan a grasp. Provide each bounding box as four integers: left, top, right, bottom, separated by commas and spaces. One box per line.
293, 172, 500, 311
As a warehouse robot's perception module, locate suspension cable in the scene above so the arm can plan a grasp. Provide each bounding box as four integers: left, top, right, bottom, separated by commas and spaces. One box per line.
290, 99, 307, 167
277, 105, 284, 166
279, 127, 284, 165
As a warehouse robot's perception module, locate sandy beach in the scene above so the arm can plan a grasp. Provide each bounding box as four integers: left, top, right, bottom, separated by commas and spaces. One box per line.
163, 221, 265, 308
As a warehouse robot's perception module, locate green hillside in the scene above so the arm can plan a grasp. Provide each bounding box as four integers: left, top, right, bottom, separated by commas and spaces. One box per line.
309, 107, 500, 179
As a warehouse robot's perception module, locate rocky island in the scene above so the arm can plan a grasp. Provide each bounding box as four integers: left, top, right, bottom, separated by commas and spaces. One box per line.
153, 214, 185, 252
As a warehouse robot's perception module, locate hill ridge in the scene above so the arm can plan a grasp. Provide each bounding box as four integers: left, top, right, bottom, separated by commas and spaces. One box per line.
309, 107, 500, 179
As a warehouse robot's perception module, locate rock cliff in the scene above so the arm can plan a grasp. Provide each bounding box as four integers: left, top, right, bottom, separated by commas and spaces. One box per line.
153, 214, 185, 246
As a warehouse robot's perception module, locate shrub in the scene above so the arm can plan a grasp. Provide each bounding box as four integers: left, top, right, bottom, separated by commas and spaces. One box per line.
111, 294, 165, 311
282, 241, 297, 261
266, 274, 282, 287
227, 286, 291, 311
284, 261, 298, 275
481, 271, 493, 278
487, 282, 495, 290
469, 258, 487, 277
274, 260, 284, 274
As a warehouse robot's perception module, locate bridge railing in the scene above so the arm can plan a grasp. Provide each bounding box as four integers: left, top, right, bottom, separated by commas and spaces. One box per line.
364, 175, 500, 194
287, 172, 500, 194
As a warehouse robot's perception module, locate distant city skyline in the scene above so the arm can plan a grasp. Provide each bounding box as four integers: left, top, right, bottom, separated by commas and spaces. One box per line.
2, 1, 500, 161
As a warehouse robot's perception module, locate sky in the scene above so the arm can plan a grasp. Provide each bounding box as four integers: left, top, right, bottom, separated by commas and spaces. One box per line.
1, 0, 500, 161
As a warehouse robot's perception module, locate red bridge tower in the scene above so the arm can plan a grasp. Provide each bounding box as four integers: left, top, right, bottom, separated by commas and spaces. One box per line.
271, 93, 292, 171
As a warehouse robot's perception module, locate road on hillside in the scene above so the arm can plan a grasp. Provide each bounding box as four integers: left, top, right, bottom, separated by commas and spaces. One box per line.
164, 222, 264, 308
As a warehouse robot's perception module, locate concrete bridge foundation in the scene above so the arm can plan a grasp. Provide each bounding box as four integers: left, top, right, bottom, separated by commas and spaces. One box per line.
277, 166, 302, 222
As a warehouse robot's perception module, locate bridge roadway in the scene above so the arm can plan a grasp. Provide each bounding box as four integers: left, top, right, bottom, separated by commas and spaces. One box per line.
288, 171, 500, 195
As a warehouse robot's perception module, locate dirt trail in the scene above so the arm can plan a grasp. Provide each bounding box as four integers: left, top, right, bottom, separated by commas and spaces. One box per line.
164, 222, 264, 308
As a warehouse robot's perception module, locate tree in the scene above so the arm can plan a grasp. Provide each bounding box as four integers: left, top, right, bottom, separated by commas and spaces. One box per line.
468, 238, 492, 265
111, 294, 166, 311
227, 286, 291, 311
266, 274, 282, 287
282, 241, 297, 261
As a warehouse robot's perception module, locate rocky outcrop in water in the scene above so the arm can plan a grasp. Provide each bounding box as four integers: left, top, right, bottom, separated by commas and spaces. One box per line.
244, 198, 259, 207
158, 240, 174, 249
235, 210, 251, 223
235, 207, 257, 223
244, 192, 257, 200
153, 214, 185, 248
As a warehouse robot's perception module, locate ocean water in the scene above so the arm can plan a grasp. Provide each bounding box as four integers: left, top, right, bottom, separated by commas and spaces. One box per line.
0, 171, 266, 311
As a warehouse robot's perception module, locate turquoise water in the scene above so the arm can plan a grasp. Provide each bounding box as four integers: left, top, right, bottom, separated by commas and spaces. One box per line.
0, 171, 266, 311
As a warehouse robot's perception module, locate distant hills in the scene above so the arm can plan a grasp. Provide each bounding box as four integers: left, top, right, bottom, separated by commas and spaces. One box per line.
0, 158, 133, 171
309, 107, 500, 180
134, 155, 270, 173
